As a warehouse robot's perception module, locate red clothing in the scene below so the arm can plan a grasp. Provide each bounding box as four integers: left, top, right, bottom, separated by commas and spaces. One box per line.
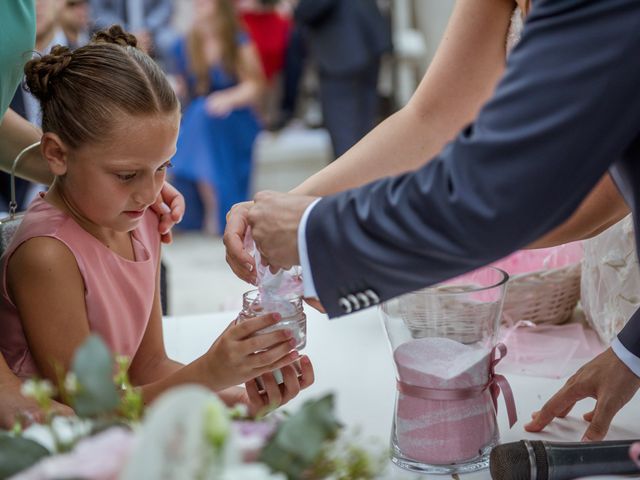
241, 11, 291, 81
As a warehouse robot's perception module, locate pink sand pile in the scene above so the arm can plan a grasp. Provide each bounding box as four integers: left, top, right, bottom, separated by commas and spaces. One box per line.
393, 337, 496, 464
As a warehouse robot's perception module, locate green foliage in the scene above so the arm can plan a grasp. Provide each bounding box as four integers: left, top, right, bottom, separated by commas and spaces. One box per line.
259, 394, 342, 479
0, 432, 50, 478
71, 335, 119, 417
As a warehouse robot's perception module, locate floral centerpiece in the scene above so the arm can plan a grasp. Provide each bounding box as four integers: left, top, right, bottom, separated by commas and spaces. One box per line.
0, 336, 388, 480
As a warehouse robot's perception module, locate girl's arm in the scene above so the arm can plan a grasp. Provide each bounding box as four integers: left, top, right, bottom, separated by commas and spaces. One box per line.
291, 0, 515, 196
8, 237, 93, 380
205, 42, 266, 116
0, 109, 52, 184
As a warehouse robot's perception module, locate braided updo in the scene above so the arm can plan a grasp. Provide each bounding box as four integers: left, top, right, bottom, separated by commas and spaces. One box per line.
23, 25, 179, 149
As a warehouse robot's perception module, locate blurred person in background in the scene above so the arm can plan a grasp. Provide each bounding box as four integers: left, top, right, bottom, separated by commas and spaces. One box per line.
60, 0, 91, 49
235, 0, 292, 129
169, 0, 264, 235
1, 0, 69, 213
88, 0, 178, 67
295, 0, 392, 157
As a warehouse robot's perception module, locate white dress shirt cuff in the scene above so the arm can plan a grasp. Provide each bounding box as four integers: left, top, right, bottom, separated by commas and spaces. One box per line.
298, 198, 322, 299
611, 337, 640, 378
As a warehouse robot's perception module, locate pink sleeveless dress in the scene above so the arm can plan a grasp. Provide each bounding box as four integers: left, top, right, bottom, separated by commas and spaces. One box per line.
0, 196, 160, 379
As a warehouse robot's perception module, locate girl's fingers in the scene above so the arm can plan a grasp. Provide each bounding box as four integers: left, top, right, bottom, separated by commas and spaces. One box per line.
239, 329, 294, 356
251, 345, 299, 371
230, 313, 281, 340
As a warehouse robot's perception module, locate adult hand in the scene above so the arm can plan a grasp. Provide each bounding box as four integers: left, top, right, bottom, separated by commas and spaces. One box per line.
223, 201, 257, 284
152, 181, 185, 244
205, 92, 235, 118
245, 355, 315, 417
525, 348, 640, 441
247, 191, 317, 270
0, 381, 74, 429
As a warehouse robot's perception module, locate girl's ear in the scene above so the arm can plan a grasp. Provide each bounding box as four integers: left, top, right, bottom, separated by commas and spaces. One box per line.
40, 132, 69, 176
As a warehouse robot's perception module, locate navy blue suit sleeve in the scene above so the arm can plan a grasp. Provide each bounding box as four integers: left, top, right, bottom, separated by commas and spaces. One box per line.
306, 0, 640, 318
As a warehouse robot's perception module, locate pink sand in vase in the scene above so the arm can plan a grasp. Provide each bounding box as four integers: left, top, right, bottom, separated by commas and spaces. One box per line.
393, 337, 497, 465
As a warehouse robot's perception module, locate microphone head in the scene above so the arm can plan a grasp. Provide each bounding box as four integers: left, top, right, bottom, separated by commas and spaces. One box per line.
490, 441, 535, 480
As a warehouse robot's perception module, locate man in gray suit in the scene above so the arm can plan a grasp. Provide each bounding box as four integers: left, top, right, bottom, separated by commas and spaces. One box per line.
89, 0, 176, 66
244, 0, 640, 442
295, 0, 392, 157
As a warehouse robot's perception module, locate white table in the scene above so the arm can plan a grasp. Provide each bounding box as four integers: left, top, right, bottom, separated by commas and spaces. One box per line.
163, 309, 640, 479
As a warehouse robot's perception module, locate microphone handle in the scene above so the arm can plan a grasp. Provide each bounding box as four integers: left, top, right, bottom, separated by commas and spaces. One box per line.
543, 439, 640, 480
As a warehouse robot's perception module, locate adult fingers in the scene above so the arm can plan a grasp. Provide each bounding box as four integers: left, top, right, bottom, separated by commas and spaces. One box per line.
524, 383, 584, 432
583, 409, 594, 422
160, 181, 185, 223
223, 203, 256, 284
582, 397, 619, 441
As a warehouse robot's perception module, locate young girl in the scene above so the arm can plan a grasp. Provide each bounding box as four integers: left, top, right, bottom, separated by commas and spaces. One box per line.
0, 25, 313, 414
170, 0, 263, 235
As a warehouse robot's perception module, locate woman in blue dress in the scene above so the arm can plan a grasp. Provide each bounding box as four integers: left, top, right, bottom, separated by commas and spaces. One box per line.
171, 0, 264, 234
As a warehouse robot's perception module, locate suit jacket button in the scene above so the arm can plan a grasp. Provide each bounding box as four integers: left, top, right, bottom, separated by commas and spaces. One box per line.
365, 289, 380, 304
347, 294, 360, 310
339, 297, 352, 314
357, 292, 370, 308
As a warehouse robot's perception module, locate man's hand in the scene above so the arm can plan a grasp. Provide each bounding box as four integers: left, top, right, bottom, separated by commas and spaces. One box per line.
247, 191, 317, 271
152, 181, 185, 244
223, 201, 257, 284
525, 348, 640, 440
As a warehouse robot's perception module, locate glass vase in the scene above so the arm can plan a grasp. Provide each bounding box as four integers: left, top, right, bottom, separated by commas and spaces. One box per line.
380, 267, 509, 474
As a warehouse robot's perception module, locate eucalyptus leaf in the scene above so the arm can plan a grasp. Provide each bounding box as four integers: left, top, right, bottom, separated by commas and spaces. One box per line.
0, 432, 50, 478
260, 394, 342, 479
71, 335, 119, 417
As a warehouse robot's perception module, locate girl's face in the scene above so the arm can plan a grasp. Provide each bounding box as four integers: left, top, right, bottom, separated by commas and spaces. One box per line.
53, 112, 180, 234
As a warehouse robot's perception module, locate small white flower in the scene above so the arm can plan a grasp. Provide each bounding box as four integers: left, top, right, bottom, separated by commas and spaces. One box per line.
21, 378, 55, 401
64, 373, 79, 395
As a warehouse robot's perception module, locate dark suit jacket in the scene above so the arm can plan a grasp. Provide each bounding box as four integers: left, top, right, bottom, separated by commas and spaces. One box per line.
295, 0, 391, 76
306, 0, 640, 354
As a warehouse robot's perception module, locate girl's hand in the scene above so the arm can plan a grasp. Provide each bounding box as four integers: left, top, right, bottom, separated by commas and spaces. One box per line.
153, 181, 185, 244
206, 313, 300, 391
245, 355, 315, 416
0, 382, 74, 429
205, 92, 235, 117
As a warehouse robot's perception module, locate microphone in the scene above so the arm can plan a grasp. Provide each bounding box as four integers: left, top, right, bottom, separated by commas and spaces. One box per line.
490, 439, 640, 480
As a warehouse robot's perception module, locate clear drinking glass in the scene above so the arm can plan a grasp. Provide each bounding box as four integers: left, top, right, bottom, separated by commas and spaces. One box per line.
380, 267, 509, 475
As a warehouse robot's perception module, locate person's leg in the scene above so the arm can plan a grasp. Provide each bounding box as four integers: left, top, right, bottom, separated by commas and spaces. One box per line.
280, 25, 307, 125
196, 180, 219, 236
318, 72, 362, 158
358, 59, 382, 140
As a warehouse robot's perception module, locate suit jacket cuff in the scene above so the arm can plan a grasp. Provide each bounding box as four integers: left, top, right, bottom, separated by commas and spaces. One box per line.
611, 337, 640, 378
298, 198, 321, 299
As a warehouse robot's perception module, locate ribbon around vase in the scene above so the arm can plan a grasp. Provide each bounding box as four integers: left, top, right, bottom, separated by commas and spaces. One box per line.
396, 342, 518, 428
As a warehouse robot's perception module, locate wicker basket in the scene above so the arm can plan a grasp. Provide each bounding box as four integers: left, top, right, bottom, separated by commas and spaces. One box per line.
501, 263, 582, 326
396, 247, 583, 342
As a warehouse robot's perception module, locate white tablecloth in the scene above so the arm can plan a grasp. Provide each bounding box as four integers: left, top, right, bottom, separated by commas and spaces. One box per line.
163, 308, 640, 479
